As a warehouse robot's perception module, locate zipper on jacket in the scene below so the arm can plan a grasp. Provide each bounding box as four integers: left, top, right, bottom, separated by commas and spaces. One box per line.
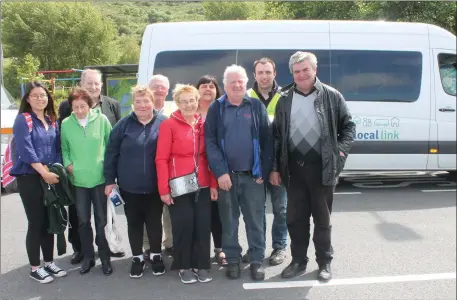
172, 157, 177, 178
143, 125, 146, 175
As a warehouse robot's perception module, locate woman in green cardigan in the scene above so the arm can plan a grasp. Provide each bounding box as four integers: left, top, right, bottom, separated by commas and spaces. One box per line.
60, 87, 113, 276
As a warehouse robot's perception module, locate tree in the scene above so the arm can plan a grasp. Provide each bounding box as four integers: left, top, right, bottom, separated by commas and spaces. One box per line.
359, 1, 456, 34
117, 35, 141, 64
263, 1, 456, 34
202, 2, 254, 20
264, 1, 360, 20
3, 54, 44, 99
2, 2, 120, 71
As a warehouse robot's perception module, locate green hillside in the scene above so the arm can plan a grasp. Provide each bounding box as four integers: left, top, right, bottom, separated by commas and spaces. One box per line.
95, 2, 205, 41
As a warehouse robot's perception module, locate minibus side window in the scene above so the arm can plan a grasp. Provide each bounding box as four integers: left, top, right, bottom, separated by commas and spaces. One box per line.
330, 50, 423, 102
438, 53, 456, 96
236, 49, 331, 88
153, 50, 237, 100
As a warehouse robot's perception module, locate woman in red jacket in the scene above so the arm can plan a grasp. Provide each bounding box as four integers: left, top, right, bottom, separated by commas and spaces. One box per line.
156, 84, 218, 284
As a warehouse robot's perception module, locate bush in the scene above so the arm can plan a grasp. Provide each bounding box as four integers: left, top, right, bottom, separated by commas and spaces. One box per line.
53, 89, 69, 109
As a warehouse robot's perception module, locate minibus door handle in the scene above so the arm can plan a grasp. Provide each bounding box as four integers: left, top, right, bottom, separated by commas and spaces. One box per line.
439, 106, 455, 112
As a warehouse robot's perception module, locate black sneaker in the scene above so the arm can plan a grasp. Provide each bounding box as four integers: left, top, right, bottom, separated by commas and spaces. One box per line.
130, 257, 146, 278
30, 267, 54, 284
269, 249, 287, 266
151, 255, 165, 276
44, 262, 67, 278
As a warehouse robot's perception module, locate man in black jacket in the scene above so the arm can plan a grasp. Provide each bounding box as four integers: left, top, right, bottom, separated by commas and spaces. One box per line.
57, 69, 123, 264
270, 51, 355, 281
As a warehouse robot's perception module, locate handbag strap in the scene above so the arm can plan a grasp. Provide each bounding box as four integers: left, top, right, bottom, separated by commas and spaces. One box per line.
194, 123, 201, 173
193, 122, 202, 204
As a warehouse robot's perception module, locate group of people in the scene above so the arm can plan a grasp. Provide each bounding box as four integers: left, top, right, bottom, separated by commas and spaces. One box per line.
10, 51, 356, 285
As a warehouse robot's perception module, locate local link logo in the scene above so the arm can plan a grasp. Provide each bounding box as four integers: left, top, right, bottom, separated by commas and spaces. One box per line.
355, 129, 400, 140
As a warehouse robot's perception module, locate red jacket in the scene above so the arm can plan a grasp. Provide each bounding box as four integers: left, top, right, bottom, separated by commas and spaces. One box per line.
156, 110, 217, 196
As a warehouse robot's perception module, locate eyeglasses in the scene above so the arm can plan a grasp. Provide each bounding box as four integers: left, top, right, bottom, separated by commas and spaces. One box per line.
150, 85, 168, 91
29, 94, 48, 100
179, 99, 197, 105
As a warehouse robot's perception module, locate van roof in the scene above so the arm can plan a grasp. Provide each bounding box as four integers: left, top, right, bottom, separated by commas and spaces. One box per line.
145, 20, 455, 38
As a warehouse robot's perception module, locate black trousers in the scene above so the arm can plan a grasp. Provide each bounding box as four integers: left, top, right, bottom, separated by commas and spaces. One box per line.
211, 201, 222, 249
120, 189, 163, 256
168, 188, 211, 270
17, 174, 54, 266
286, 163, 334, 265
74, 184, 110, 261
68, 204, 81, 252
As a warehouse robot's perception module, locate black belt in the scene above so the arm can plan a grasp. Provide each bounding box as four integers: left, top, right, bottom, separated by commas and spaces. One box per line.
231, 170, 252, 175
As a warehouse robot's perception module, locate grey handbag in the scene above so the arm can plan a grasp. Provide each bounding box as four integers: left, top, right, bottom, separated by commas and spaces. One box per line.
169, 129, 201, 198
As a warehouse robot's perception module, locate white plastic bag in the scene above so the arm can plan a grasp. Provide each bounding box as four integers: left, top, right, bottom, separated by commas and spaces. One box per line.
105, 198, 124, 253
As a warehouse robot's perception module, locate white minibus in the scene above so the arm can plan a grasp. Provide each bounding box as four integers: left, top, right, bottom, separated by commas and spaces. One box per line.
137, 20, 456, 174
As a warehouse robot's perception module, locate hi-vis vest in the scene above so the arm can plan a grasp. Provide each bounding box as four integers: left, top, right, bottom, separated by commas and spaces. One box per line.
247, 88, 281, 119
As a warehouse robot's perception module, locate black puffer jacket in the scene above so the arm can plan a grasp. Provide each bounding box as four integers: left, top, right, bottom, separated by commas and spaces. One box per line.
271, 78, 356, 187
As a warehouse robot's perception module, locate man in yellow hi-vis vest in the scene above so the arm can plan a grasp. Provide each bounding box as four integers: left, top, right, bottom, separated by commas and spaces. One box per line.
245, 58, 288, 266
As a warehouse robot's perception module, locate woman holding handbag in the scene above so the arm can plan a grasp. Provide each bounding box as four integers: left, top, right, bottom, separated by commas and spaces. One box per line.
156, 84, 218, 284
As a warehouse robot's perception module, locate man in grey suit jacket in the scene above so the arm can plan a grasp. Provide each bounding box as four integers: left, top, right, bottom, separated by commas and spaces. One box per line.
58, 69, 121, 127
58, 69, 123, 264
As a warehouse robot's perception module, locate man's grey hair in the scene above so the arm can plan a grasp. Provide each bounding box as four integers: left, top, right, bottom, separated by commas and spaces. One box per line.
81, 69, 102, 83
289, 51, 318, 73
149, 74, 170, 88
223, 64, 249, 86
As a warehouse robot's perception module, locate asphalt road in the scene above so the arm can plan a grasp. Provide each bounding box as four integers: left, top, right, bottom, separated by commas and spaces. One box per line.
1, 172, 456, 300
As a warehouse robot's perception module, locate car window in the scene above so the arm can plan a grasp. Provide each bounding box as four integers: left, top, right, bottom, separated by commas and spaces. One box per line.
438, 53, 456, 96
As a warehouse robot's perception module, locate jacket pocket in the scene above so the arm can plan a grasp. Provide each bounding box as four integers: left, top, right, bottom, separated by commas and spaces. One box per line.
336, 153, 347, 176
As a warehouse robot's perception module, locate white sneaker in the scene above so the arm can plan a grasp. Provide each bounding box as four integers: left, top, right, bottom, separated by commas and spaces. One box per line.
30, 267, 54, 283
44, 262, 67, 278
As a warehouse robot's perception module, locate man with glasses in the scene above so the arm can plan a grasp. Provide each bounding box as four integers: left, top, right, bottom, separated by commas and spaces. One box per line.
149, 74, 170, 115
143, 74, 173, 261
58, 69, 123, 265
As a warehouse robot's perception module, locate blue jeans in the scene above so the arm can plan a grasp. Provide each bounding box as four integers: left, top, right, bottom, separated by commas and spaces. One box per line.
218, 173, 266, 265
267, 182, 288, 250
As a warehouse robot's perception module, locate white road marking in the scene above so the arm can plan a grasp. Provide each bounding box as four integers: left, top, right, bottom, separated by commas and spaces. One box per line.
334, 192, 362, 195
67, 266, 81, 272
421, 189, 456, 193
243, 272, 456, 290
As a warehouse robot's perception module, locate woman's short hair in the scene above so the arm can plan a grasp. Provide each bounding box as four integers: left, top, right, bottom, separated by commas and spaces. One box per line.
172, 84, 200, 105
131, 85, 155, 103
68, 87, 95, 108
196, 75, 222, 100
19, 81, 57, 122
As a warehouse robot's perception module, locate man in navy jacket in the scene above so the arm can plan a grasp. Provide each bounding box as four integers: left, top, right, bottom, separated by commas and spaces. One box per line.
204, 65, 273, 282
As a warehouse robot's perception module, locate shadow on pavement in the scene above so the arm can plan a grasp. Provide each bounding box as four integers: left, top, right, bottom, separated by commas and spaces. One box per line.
370, 211, 423, 241
0, 254, 309, 300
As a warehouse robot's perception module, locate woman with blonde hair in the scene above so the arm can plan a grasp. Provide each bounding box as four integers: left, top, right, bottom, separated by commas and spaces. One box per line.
156, 84, 218, 284
104, 85, 167, 279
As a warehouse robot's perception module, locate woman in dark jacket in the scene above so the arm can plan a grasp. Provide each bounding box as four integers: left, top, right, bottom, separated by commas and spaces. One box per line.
104, 85, 167, 279
10, 81, 67, 284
